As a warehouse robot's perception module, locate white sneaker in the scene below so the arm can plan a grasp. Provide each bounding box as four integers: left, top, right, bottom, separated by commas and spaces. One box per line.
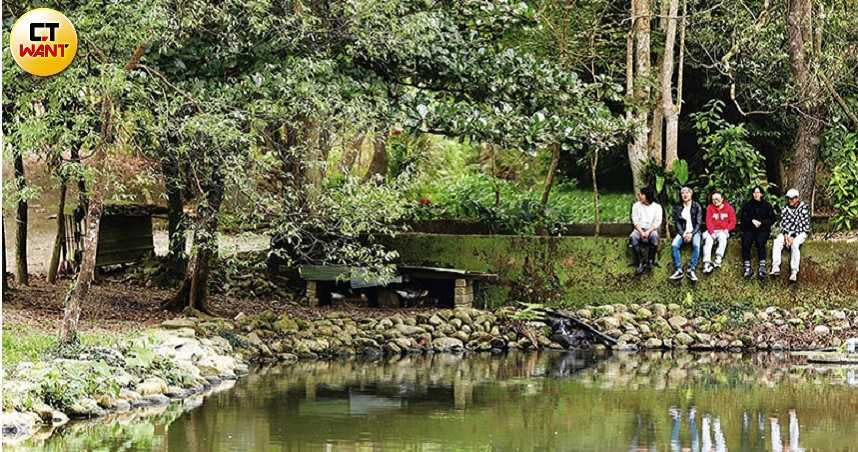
789, 271, 798, 282
770, 267, 781, 276
703, 262, 713, 274
714, 256, 722, 268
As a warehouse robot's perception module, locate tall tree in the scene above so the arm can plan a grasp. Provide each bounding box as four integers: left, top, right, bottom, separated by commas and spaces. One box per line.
626, 0, 689, 190
13, 149, 28, 285
784, 0, 822, 199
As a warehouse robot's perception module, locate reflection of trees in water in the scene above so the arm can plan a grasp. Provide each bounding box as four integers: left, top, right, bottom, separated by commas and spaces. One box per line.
20, 351, 856, 451
575, 351, 858, 390
628, 407, 805, 452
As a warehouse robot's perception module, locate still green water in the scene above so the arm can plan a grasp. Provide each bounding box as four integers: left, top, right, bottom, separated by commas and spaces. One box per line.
15, 351, 858, 451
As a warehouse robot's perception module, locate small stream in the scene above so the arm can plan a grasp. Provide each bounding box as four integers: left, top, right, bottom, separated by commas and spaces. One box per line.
12, 351, 858, 451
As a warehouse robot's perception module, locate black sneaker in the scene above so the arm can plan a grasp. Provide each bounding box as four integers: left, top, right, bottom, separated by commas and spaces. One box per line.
688, 270, 699, 282
758, 261, 767, 279
669, 269, 684, 280
743, 261, 753, 279
635, 262, 645, 274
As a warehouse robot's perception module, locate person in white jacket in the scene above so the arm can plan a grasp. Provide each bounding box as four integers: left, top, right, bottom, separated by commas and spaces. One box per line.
629, 187, 663, 274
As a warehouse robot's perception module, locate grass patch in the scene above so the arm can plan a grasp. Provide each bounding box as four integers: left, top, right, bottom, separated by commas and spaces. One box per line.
545, 189, 630, 223
2, 324, 125, 375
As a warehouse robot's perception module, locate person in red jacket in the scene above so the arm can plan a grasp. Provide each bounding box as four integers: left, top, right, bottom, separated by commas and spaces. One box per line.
702, 191, 737, 274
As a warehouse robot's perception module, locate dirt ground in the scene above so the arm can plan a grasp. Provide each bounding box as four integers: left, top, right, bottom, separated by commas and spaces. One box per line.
1, 273, 301, 334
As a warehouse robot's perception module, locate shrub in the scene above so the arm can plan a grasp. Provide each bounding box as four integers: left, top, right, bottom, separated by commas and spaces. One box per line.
826, 132, 858, 230
691, 100, 776, 207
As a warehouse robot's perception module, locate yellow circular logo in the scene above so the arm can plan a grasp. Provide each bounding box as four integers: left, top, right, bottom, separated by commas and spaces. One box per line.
10, 8, 78, 77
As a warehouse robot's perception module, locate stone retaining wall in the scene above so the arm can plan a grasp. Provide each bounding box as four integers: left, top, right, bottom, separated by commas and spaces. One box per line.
388, 233, 858, 308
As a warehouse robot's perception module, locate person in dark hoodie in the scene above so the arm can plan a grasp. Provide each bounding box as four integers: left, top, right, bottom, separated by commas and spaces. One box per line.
739, 186, 775, 279
669, 186, 703, 282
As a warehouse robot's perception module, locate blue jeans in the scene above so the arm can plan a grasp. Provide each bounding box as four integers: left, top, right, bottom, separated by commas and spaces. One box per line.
672, 233, 701, 269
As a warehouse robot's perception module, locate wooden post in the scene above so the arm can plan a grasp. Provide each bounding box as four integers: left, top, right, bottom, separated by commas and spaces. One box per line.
454, 279, 474, 308
306, 281, 319, 307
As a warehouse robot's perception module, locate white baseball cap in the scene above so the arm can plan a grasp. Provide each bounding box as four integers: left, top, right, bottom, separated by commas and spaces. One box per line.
786, 188, 800, 199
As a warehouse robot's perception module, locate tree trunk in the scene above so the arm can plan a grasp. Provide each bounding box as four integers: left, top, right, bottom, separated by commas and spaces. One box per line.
647, 0, 671, 166
592, 150, 601, 236
163, 168, 225, 314
541, 145, 562, 208
71, 147, 88, 213
363, 130, 389, 182
339, 132, 365, 174
661, 0, 681, 169
163, 156, 187, 273
304, 124, 326, 205
627, 0, 652, 192
60, 185, 104, 343
60, 94, 114, 344
785, 0, 822, 201
48, 181, 68, 283
14, 152, 28, 286
2, 217, 8, 294
787, 117, 822, 199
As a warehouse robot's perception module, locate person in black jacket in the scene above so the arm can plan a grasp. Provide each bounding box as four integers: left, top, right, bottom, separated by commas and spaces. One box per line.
739, 186, 775, 279
669, 186, 703, 282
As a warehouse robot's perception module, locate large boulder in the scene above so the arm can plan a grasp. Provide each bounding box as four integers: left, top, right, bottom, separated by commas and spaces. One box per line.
161, 318, 197, 329
395, 324, 425, 336
67, 398, 105, 418
1, 411, 40, 440
432, 337, 464, 352
274, 316, 299, 334
644, 338, 663, 349
196, 355, 237, 378
675, 332, 694, 346
136, 377, 169, 396
668, 315, 688, 331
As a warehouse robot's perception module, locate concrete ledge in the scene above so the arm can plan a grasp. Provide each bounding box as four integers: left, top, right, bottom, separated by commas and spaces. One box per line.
388, 233, 858, 308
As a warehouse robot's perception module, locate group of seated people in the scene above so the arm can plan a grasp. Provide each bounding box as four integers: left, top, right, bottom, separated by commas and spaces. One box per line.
629, 185, 811, 283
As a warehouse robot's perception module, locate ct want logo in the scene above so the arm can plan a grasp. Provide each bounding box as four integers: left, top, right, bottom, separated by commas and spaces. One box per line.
10, 8, 78, 77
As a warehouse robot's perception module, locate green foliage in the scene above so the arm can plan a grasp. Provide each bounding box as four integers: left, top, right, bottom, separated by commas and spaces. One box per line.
509, 303, 546, 322
826, 131, 858, 230
38, 361, 119, 412
691, 101, 774, 206
270, 174, 414, 284
2, 326, 121, 375
416, 171, 629, 233
123, 335, 194, 386
643, 158, 690, 208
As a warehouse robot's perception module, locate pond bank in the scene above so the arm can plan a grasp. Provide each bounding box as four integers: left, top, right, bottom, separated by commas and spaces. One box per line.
3, 303, 858, 445
389, 233, 858, 307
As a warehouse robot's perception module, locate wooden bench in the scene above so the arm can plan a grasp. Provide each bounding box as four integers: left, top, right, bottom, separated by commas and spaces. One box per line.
298, 264, 497, 308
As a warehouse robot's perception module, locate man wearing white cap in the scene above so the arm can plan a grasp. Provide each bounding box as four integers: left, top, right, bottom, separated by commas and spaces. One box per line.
771, 188, 811, 282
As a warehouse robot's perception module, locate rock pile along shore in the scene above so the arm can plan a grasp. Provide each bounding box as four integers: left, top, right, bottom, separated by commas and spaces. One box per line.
3, 304, 858, 443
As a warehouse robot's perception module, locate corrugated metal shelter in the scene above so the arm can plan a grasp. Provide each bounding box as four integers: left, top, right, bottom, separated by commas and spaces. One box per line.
60, 204, 166, 271
95, 204, 166, 266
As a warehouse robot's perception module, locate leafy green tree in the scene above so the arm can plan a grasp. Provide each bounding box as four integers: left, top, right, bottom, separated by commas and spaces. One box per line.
691, 100, 773, 207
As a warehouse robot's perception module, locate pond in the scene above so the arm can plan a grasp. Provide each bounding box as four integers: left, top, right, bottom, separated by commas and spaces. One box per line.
12, 351, 858, 451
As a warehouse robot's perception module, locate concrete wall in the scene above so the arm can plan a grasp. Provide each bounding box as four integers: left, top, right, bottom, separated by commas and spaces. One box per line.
389, 233, 858, 309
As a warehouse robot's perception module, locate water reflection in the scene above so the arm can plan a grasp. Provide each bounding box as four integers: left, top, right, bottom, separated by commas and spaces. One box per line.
642, 407, 806, 452
11, 351, 858, 451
